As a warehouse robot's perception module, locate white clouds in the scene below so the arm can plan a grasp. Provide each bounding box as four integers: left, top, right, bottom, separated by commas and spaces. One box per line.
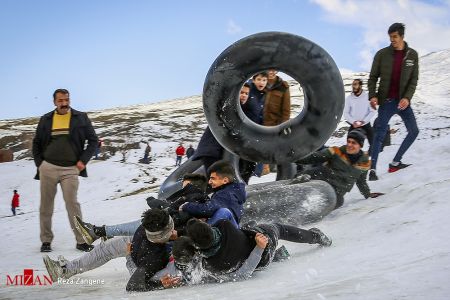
311, 0, 450, 69
226, 19, 242, 35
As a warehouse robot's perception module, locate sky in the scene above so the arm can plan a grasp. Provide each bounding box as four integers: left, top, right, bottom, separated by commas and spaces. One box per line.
1, 0, 449, 120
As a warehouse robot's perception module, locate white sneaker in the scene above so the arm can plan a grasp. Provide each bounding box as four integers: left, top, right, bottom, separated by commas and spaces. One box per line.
43, 255, 65, 282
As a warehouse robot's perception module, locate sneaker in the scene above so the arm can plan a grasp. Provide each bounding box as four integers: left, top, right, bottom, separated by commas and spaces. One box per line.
309, 228, 332, 247
291, 174, 311, 184
388, 162, 411, 173
43, 255, 64, 282
76, 243, 94, 252
368, 169, 378, 181
40, 242, 52, 253
272, 245, 290, 262
241, 220, 258, 230
74, 216, 102, 245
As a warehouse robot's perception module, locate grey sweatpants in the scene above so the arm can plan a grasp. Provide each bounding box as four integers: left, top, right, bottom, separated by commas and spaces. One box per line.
66, 236, 133, 276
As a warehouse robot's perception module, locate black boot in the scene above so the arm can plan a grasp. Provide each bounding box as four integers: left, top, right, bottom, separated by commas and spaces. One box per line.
309, 228, 332, 247
76, 243, 94, 252
272, 245, 290, 262
40, 242, 52, 252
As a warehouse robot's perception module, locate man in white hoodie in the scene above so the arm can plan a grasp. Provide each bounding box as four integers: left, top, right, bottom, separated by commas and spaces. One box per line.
344, 79, 376, 152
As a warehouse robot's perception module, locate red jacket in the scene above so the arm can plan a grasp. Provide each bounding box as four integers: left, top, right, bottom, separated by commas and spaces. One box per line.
12, 193, 20, 208
176, 146, 185, 156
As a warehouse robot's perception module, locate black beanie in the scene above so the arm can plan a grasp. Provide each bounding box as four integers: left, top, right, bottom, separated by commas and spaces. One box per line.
347, 129, 366, 147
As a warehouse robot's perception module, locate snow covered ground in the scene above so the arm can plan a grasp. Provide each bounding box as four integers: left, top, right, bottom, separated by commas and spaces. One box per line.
1, 49, 450, 299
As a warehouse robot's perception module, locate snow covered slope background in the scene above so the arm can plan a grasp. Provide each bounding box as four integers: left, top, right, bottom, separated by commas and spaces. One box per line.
0, 49, 449, 299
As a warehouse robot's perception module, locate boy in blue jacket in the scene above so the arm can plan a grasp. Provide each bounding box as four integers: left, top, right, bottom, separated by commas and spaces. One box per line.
180, 160, 246, 228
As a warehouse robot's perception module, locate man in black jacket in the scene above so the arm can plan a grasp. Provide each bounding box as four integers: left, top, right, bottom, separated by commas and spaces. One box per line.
42, 208, 175, 292
185, 218, 331, 275
32, 89, 98, 252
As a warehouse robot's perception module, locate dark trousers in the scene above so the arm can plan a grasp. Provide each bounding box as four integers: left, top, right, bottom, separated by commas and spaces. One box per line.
256, 223, 315, 268
201, 156, 221, 173
12, 206, 16, 216
239, 159, 256, 184
348, 123, 374, 153
175, 155, 182, 166
371, 99, 419, 169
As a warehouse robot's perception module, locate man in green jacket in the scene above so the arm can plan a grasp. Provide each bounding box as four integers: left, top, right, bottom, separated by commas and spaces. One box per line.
368, 23, 419, 181
296, 130, 383, 208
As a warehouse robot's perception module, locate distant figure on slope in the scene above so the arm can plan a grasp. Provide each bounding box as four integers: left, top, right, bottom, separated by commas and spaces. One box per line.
368, 23, 419, 181
186, 145, 195, 159
11, 189, 20, 216
94, 138, 103, 160
175, 143, 185, 166
143, 142, 152, 164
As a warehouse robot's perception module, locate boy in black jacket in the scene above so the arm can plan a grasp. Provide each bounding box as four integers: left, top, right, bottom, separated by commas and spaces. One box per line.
185, 219, 331, 275
43, 209, 176, 292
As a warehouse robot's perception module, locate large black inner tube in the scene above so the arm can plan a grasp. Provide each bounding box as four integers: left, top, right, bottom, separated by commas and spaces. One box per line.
203, 31, 345, 164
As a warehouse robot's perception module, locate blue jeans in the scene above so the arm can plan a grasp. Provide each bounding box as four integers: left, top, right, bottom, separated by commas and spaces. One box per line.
207, 208, 239, 228
105, 220, 141, 237
176, 156, 182, 166
371, 99, 419, 169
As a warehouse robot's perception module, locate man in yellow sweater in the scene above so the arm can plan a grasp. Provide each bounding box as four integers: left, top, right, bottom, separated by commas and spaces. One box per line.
32, 89, 98, 253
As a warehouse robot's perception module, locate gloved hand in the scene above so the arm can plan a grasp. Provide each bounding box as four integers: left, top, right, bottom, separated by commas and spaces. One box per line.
369, 192, 385, 198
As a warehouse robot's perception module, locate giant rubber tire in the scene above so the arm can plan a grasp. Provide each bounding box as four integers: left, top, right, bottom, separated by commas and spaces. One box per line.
203, 31, 345, 164
241, 179, 337, 225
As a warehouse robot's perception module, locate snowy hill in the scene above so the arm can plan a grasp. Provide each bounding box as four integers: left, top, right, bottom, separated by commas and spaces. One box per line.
1, 49, 450, 299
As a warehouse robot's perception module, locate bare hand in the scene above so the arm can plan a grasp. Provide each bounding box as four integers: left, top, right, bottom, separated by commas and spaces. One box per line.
126, 243, 132, 255
255, 233, 268, 249
370, 97, 378, 109
160, 274, 182, 288
369, 192, 385, 198
178, 202, 187, 211
352, 121, 363, 128
76, 161, 86, 171
398, 98, 410, 110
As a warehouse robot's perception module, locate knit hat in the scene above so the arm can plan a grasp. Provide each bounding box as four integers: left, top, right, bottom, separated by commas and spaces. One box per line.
145, 215, 174, 243
347, 129, 366, 147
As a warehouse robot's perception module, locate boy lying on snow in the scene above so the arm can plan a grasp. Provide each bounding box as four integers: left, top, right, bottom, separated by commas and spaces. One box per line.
43, 208, 331, 291
74, 160, 246, 245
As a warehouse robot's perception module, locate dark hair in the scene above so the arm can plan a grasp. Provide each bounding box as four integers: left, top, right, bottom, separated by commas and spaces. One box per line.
186, 219, 214, 249
182, 173, 207, 191
172, 236, 197, 264
242, 82, 251, 89
53, 89, 70, 100
252, 72, 268, 79
141, 208, 170, 232
388, 23, 405, 36
13, 190, 17, 193
207, 160, 235, 182
353, 79, 363, 86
